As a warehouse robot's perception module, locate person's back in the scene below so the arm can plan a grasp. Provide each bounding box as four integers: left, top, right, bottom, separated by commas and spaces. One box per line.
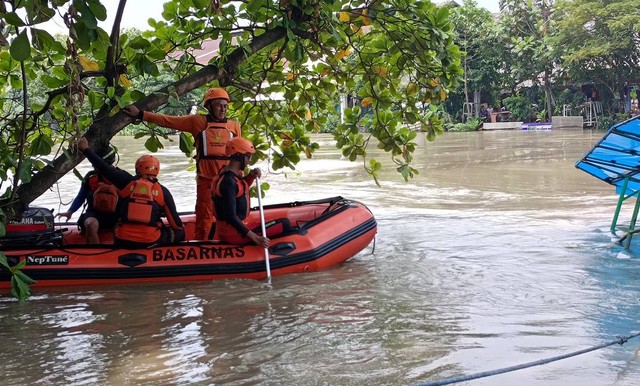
76, 138, 185, 247
56, 146, 119, 243
117, 173, 171, 246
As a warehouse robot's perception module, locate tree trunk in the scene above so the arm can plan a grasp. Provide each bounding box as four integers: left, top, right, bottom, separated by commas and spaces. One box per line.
544, 67, 553, 122
463, 49, 469, 122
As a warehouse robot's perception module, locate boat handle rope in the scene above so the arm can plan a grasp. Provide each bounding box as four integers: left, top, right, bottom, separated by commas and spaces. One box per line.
412, 331, 640, 386
371, 236, 376, 254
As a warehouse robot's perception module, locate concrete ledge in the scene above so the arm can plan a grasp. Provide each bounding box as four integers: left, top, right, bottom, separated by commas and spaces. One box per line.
552, 116, 583, 129
482, 122, 523, 130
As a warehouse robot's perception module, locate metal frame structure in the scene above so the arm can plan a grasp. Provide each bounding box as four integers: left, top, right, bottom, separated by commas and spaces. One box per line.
609, 177, 640, 249
576, 116, 640, 250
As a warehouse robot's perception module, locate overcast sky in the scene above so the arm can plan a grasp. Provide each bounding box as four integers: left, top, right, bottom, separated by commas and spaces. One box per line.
476, 0, 500, 12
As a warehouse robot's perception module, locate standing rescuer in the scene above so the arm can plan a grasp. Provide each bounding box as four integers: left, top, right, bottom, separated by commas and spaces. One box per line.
76, 137, 185, 247
123, 87, 241, 240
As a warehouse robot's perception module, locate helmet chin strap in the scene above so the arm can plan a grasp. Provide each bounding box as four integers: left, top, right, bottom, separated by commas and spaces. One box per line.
230, 154, 249, 170
139, 174, 157, 181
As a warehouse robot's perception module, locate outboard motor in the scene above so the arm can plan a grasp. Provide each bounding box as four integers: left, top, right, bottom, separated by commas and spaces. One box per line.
0, 207, 61, 247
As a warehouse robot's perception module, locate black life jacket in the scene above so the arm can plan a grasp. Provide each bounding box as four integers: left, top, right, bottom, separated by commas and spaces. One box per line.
212, 170, 250, 221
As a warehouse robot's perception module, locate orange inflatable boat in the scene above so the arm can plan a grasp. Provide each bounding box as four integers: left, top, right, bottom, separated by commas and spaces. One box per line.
0, 197, 376, 288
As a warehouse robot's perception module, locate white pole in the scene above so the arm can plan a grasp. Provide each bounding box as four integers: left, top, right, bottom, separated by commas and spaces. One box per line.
255, 177, 271, 282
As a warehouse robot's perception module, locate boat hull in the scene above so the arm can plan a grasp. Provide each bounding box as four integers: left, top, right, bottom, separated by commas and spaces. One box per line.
0, 197, 376, 288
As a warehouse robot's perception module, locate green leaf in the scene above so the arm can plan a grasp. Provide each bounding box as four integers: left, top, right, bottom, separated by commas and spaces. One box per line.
9, 74, 23, 89
129, 36, 151, 50
87, 89, 97, 108
72, 168, 84, 180
17, 159, 32, 183
294, 43, 304, 62
369, 159, 382, 172
14, 270, 37, 285
33, 29, 64, 52
87, 0, 108, 20
30, 134, 54, 156
0, 253, 11, 271
138, 57, 159, 76
147, 48, 167, 60
247, 0, 265, 14
25, 2, 55, 24
72, 22, 92, 50
13, 259, 26, 271
9, 30, 31, 61
130, 90, 146, 101
145, 136, 160, 152
162, 1, 179, 18
11, 276, 32, 300
42, 74, 67, 88
4, 12, 25, 26
75, 0, 98, 29
192, 0, 210, 8
179, 132, 194, 157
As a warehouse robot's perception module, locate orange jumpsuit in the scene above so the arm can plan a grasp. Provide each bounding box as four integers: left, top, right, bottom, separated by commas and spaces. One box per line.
142, 112, 241, 240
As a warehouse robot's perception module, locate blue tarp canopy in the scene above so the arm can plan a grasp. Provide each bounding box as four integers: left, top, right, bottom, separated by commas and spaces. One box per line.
576, 116, 640, 196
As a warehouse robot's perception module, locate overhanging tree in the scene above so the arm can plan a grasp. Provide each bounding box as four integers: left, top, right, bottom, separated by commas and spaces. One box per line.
551, 0, 640, 111
0, 0, 461, 226
499, 0, 555, 120
449, 0, 501, 119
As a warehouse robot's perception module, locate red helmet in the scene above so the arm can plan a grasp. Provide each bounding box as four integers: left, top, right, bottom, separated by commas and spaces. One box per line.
225, 137, 255, 157
135, 155, 160, 176
203, 87, 230, 105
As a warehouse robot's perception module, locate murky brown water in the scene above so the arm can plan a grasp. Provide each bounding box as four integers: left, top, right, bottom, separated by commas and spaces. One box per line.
2, 130, 640, 386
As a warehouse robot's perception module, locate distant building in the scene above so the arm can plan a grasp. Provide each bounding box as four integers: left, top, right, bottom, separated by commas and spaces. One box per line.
168, 39, 222, 65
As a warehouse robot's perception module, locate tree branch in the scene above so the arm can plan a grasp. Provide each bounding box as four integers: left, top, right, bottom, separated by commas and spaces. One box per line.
31, 70, 115, 118
105, 0, 127, 88
8, 25, 289, 212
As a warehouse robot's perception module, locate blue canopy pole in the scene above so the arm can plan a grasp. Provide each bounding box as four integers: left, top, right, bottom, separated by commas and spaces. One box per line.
611, 177, 630, 233
624, 194, 640, 250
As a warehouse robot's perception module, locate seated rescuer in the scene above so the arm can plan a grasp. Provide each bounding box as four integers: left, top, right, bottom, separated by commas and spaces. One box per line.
56, 146, 119, 244
212, 137, 292, 247
76, 137, 185, 247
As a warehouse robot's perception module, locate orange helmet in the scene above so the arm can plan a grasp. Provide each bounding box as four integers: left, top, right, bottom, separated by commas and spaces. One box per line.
203, 87, 230, 105
135, 155, 160, 176
225, 137, 255, 157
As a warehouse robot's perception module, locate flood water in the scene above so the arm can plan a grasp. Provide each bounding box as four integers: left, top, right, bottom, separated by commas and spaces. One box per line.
2, 129, 640, 386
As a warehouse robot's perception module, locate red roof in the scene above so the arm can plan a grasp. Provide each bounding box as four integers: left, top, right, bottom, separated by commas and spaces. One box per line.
168, 39, 222, 64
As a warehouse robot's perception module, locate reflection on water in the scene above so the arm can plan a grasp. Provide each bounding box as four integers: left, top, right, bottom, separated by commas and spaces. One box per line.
2, 130, 640, 385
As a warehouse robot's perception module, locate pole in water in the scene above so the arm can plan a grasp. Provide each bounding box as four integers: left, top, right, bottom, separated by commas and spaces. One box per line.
255, 177, 271, 282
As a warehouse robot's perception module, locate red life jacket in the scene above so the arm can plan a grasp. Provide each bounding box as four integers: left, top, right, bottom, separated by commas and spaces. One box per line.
119, 178, 165, 226
87, 173, 101, 191
87, 174, 118, 213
